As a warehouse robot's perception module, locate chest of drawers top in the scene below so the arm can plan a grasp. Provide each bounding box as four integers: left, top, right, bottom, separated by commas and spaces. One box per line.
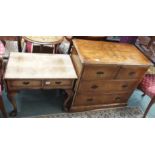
73, 39, 152, 66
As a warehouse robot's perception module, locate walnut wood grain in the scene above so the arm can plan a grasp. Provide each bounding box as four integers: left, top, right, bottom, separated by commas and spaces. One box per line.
73, 39, 152, 66
70, 39, 152, 112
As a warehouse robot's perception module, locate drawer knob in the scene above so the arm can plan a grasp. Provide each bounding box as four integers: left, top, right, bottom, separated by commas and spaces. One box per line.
115, 97, 121, 101
91, 85, 98, 89
129, 71, 136, 76
96, 71, 104, 77
22, 81, 30, 85
122, 84, 128, 88
87, 98, 93, 102
96, 71, 104, 75
55, 81, 62, 84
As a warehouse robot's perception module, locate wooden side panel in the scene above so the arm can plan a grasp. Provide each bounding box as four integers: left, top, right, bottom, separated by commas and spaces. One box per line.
71, 47, 83, 76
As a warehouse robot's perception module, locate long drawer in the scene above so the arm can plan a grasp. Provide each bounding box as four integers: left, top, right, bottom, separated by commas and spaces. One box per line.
78, 80, 139, 93
74, 93, 130, 106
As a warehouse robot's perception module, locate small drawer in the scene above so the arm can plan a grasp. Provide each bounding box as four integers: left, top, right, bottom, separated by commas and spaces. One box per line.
116, 66, 148, 79
7, 80, 42, 88
105, 80, 139, 92
82, 65, 119, 80
74, 93, 130, 106
43, 80, 73, 88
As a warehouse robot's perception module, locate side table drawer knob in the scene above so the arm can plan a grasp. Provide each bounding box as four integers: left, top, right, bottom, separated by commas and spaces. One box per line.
22, 81, 30, 85
55, 81, 62, 84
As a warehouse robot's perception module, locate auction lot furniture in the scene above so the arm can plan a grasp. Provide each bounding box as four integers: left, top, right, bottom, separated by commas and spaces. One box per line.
23, 36, 64, 53
4, 53, 77, 116
70, 39, 152, 112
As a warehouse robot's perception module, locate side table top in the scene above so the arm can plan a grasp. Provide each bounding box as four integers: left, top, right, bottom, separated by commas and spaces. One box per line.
23, 36, 64, 45
4, 53, 77, 79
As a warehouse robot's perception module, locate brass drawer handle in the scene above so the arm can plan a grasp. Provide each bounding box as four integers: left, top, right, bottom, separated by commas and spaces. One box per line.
22, 81, 30, 85
55, 81, 62, 84
115, 97, 121, 101
96, 71, 104, 75
122, 84, 128, 88
129, 71, 136, 76
96, 71, 104, 78
91, 85, 98, 89
87, 98, 93, 102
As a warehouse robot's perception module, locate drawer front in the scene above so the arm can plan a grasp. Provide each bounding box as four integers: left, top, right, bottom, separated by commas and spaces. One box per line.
7, 80, 42, 88
43, 80, 73, 88
116, 66, 148, 79
82, 65, 119, 80
78, 80, 139, 93
74, 93, 130, 106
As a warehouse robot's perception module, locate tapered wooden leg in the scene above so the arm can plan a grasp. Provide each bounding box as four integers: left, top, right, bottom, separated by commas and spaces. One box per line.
7, 91, 18, 117
143, 97, 155, 118
64, 89, 74, 111
0, 97, 7, 118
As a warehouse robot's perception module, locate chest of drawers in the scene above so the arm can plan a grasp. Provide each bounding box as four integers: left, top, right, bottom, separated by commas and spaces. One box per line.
70, 39, 152, 112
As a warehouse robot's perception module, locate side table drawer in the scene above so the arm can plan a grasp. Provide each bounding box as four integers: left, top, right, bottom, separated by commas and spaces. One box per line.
7, 80, 42, 88
43, 80, 73, 88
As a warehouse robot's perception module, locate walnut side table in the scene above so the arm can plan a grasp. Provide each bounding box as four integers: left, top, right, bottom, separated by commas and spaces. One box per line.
4, 53, 77, 116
